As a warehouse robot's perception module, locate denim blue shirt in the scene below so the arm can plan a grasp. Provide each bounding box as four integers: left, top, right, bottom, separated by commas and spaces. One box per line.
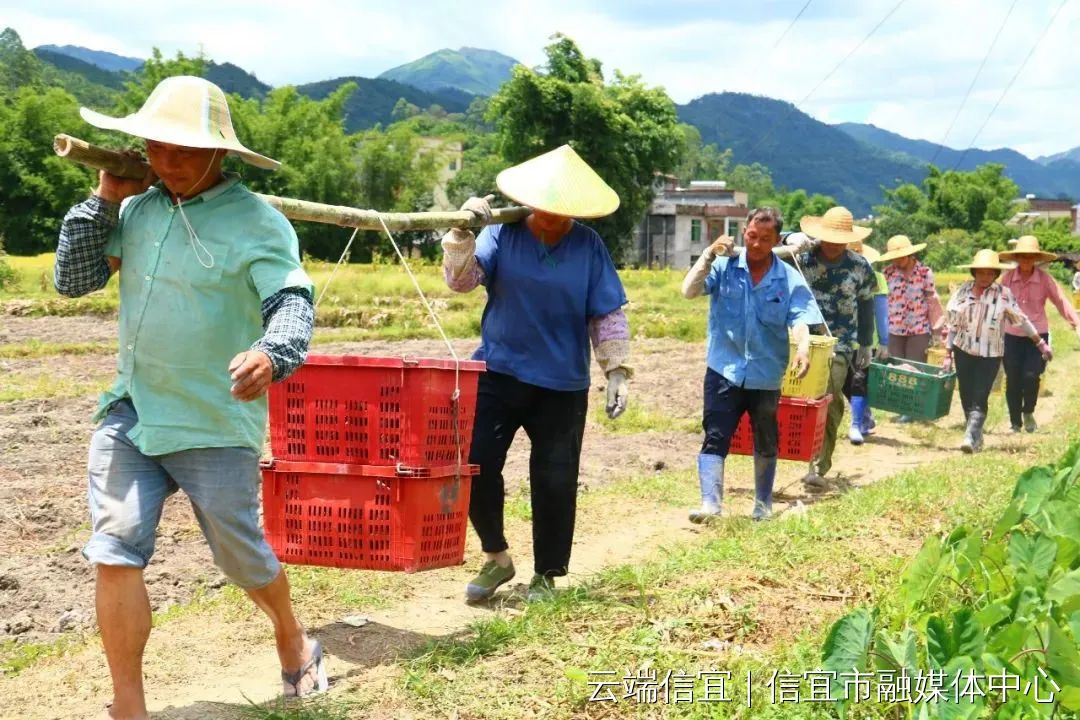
703, 250, 823, 390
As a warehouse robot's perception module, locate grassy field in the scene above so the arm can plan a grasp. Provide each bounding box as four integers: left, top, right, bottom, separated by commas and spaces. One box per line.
1, 254, 972, 343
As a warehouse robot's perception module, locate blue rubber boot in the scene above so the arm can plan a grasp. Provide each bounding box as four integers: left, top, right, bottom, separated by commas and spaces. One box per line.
752, 454, 777, 521
689, 454, 724, 523
862, 404, 876, 435
848, 396, 866, 445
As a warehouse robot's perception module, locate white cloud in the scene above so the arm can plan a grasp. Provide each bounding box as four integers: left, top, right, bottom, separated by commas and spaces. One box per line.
2, 0, 1077, 156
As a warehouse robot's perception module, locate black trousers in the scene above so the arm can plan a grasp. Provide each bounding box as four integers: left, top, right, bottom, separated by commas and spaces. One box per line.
701, 369, 780, 458
467, 371, 588, 578
1003, 333, 1048, 426
953, 349, 1001, 415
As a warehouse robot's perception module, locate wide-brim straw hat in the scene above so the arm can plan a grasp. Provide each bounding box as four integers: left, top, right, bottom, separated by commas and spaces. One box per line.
849, 240, 880, 263
959, 249, 1016, 271
799, 206, 872, 245
999, 235, 1057, 264
80, 76, 279, 170
877, 234, 926, 262
495, 145, 619, 218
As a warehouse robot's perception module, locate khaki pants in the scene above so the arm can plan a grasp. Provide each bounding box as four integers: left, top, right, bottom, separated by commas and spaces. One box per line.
812, 352, 851, 477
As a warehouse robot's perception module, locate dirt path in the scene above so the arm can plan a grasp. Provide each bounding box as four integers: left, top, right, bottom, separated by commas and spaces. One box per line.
0, 316, 1075, 719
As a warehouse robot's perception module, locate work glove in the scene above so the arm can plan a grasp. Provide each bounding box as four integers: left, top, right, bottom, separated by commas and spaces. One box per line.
606, 369, 629, 419
461, 194, 494, 224
854, 346, 872, 371
706, 235, 735, 259
875, 345, 890, 361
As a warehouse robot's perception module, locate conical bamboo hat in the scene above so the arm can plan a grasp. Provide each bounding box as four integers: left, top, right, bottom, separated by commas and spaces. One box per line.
496, 145, 619, 218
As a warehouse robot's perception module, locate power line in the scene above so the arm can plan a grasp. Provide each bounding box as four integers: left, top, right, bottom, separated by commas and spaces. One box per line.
772, 0, 813, 49
951, 0, 1071, 172
747, 0, 908, 157
929, 0, 1022, 167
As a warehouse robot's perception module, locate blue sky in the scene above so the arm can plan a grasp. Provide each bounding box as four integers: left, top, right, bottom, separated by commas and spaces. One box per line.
3, 0, 1077, 157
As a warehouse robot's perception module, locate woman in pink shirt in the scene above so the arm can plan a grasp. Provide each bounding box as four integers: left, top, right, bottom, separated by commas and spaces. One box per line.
999, 236, 1080, 433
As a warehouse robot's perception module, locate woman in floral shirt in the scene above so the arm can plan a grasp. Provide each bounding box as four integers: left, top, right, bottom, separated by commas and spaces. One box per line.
877, 235, 944, 365
943, 250, 1050, 454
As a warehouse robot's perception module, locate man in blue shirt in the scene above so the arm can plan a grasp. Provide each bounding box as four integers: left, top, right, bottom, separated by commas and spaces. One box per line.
682, 208, 823, 521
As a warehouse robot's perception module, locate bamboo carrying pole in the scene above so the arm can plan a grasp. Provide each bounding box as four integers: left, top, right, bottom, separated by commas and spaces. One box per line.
53, 134, 530, 231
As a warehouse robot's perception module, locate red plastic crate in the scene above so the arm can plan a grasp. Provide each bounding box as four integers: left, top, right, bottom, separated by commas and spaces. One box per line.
728, 394, 831, 461
269, 356, 486, 466
261, 460, 477, 572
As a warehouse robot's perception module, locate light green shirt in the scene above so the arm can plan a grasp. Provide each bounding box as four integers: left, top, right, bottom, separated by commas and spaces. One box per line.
98, 177, 313, 455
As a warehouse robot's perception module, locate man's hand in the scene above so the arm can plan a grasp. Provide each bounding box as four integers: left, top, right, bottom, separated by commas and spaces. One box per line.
791, 349, 811, 379
94, 153, 155, 204
229, 350, 273, 401
854, 346, 872, 370
708, 235, 734, 258
876, 345, 890, 361
461, 194, 494, 224
606, 369, 629, 420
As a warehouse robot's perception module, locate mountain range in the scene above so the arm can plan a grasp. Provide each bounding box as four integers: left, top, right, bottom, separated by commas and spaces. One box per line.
25, 39, 1080, 214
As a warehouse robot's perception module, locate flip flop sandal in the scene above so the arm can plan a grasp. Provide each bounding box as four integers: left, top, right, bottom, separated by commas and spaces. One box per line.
282, 639, 329, 698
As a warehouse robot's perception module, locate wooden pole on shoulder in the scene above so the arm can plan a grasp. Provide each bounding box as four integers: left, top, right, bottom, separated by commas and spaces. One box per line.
53, 134, 529, 231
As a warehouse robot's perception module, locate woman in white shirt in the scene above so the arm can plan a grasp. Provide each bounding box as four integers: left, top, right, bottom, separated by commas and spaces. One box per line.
943, 250, 1049, 453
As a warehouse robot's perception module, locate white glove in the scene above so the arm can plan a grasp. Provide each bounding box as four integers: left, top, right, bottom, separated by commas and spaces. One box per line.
606, 369, 629, 420
706, 235, 734, 259
461, 194, 494, 224
854, 346, 872, 370
875, 345, 890, 361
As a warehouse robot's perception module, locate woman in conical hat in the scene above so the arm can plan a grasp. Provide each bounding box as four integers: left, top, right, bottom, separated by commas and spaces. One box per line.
998, 236, 1079, 433
873, 235, 945, 422
943, 249, 1050, 453
440, 145, 630, 603
54, 75, 326, 708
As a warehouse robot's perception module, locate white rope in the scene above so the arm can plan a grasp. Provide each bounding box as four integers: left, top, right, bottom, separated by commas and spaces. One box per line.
374, 215, 465, 471
789, 243, 834, 338
314, 226, 361, 309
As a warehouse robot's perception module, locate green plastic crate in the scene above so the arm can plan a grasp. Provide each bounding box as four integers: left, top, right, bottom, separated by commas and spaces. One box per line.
866, 358, 956, 420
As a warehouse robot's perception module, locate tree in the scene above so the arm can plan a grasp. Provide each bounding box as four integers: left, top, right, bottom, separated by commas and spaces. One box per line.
0, 86, 98, 254
113, 48, 207, 116
486, 34, 683, 261
230, 83, 366, 260
0, 28, 41, 93
870, 163, 1022, 268
391, 98, 420, 121
760, 188, 838, 232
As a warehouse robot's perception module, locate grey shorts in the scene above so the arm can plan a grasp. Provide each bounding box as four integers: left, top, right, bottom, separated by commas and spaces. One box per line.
83, 400, 280, 589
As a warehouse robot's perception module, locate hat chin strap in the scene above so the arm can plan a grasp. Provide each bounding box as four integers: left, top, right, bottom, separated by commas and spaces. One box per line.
173, 153, 222, 270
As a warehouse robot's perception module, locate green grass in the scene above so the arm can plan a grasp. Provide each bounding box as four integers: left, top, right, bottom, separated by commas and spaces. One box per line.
593, 400, 700, 434
369, 366, 1080, 719
0, 340, 114, 359
0, 374, 107, 402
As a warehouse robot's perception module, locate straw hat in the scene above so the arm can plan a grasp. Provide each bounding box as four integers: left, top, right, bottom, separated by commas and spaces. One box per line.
799, 206, 872, 245
959, 249, 1016, 271
999, 235, 1057, 264
849, 240, 880, 263
495, 145, 619, 218
80, 76, 279, 170
876, 235, 926, 263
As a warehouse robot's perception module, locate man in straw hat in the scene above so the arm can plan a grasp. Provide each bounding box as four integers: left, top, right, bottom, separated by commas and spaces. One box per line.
998, 236, 1079, 433
943, 249, 1049, 452
440, 145, 631, 603
54, 76, 325, 715
791, 207, 879, 491
875, 234, 945, 421
681, 208, 823, 522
